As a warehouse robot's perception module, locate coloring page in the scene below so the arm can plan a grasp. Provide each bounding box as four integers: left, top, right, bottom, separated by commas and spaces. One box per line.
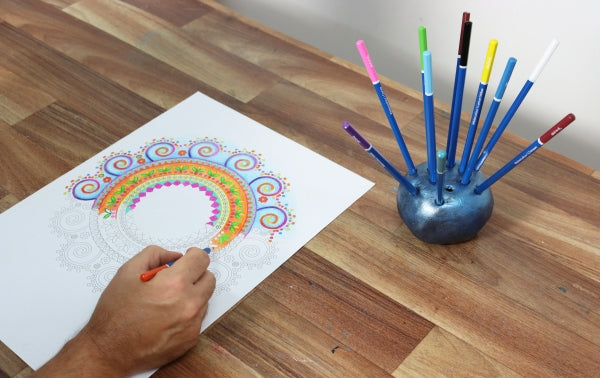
0, 92, 373, 372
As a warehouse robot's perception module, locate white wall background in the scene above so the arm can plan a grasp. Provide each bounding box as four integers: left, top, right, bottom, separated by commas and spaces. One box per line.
218, 0, 600, 171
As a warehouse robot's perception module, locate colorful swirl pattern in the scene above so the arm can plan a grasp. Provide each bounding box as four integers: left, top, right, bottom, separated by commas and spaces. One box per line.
188, 141, 220, 158
66, 138, 294, 251
225, 153, 259, 171
72, 179, 101, 201
104, 155, 134, 176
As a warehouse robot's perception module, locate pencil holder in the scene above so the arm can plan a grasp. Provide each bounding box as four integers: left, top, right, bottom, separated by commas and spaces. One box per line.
396, 161, 493, 244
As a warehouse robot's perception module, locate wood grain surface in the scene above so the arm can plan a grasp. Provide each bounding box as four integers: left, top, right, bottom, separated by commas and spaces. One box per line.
0, 1, 599, 376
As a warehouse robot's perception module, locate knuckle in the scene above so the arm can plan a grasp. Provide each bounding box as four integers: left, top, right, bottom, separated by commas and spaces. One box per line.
189, 247, 210, 262
165, 274, 187, 292
180, 300, 202, 321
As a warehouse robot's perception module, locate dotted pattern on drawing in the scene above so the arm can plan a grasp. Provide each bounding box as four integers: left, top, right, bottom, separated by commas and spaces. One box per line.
50, 137, 295, 293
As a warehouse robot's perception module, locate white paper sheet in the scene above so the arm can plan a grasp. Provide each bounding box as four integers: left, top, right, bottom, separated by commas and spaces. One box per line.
0, 92, 373, 372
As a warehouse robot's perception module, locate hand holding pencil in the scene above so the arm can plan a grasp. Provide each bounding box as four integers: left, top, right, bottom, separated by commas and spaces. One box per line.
36, 245, 216, 376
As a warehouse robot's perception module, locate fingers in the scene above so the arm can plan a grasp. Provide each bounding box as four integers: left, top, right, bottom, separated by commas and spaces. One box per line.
190, 272, 215, 331
192, 269, 216, 300
169, 249, 215, 329
133, 245, 183, 271
169, 247, 211, 283
156, 249, 184, 267
122, 246, 182, 275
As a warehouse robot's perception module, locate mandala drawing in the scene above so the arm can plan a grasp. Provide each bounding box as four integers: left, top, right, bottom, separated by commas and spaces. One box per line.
51, 137, 295, 293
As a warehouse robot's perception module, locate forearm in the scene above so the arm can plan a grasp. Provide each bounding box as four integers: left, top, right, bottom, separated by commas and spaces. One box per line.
33, 327, 125, 378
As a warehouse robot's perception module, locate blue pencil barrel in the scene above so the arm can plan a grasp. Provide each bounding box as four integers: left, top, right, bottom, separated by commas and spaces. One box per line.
459, 82, 488, 174
464, 57, 517, 181
446, 57, 460, 166
461, 98, 500, 184
474, 140, 541, 194
424, 94, 437, 183
446, 66, 467, 168
475, 80, 534, 171
435, 149, 446, 206
422, 51, 437, 184
367, 146, 419, 196
372, 82, 417, 175
436, 172, 444, 205
449, 57, 461, 122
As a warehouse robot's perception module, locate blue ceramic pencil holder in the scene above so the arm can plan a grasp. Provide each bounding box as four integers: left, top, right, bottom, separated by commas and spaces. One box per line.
396, 161, 493, 244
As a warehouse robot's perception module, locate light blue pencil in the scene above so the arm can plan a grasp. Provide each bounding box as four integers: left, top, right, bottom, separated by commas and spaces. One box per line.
461, 57, 517, 185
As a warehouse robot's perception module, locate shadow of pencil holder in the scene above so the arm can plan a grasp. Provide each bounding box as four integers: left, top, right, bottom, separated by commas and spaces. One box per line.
396, 161, 493, 244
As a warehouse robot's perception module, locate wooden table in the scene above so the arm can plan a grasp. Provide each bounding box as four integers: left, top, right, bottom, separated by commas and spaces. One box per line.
1, 1, 599, 376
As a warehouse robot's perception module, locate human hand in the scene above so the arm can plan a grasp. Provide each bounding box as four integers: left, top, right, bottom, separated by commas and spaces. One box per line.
34, 245, 216, 377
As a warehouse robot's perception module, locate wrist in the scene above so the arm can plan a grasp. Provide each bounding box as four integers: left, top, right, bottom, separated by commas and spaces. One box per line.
33, 327, 126, 377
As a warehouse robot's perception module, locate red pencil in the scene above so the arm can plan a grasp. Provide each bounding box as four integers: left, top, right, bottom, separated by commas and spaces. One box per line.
474, 113, 575, 194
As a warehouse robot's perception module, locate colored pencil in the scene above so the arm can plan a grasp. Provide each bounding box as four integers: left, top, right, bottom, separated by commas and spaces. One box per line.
436, 150, 447, 205
446, 14, 472, 169
423, 50, 437, 183
140, 247, 212, 282
474, 113, 575, 194
474, 39, 560, 171
356, 40, 417, 175
343, 121, 418, 196
459, 39, 498, 175
461, 57, 517, 184
448, 12, 471, 139
418, 27, 432, 181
